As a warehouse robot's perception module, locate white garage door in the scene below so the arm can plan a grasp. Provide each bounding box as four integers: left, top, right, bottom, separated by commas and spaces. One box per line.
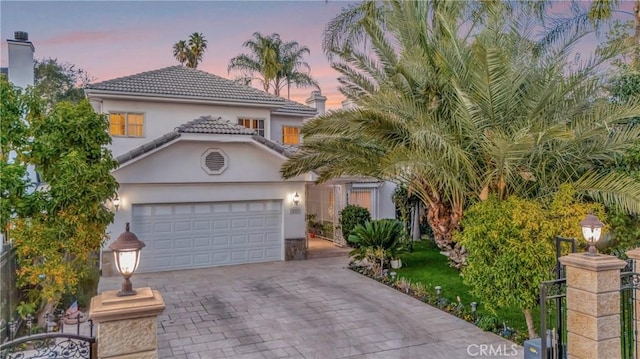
131, 200, 282, 273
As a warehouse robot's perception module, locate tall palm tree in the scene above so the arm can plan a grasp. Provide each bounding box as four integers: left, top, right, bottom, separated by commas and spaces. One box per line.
172, 33, 208, 69
186, 32, 208, 68
281, 0, 640, 267
173, 40, 189, 66
228, 32, 319, 98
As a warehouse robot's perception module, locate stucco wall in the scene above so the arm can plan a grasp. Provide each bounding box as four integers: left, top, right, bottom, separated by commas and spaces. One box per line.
115, 140, 297, 184
376, 181, 397, 219
270, 114, 306, 144
97, 99, 274, 157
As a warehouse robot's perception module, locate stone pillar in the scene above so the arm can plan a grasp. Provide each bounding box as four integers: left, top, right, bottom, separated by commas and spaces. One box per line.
559, 253, 627, 359
89, 287, 165, 359
285, 237, 307, 260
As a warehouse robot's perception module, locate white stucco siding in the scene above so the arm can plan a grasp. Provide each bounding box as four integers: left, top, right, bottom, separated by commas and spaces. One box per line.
107, 181, 306, 249
376, 181, 398, 219
99, 99, 272, 156
114, 140, 301, 184
270, 114, 306, 144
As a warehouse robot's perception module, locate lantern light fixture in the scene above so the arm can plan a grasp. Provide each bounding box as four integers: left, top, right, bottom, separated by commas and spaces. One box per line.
580, 212, 604, 255
109, 223, 145, 296
113, 193, 120, 212
292, 192, 300, 206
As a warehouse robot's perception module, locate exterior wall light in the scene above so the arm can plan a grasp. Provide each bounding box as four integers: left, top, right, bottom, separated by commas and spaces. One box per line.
109, 223, 145, 296
113, 193, 120, 212
292, 192, 300, 206
580, 212, 604, 255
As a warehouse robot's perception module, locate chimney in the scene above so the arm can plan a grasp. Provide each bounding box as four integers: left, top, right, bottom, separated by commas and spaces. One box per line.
341, 99, 357, 110
305, 90, 327, 115
7, 31, 35, 89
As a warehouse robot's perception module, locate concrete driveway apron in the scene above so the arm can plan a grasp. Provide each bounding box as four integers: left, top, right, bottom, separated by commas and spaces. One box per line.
98, 256, 523, 359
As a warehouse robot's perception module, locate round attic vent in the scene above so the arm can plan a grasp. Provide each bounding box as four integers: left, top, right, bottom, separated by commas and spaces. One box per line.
201, 149, 228, 175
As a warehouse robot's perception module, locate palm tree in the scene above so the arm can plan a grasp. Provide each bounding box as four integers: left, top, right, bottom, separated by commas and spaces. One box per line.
173, 40, 189, 66
186, 32, 208, 68
281, 0, 640, 267
172, 32, 208, 69
228, 32, 318, 98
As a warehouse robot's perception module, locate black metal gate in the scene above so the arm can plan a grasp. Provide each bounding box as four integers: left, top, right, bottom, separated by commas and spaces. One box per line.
620, 259, 637, 359
539, 236, 577, 359
0, 313, 95, 359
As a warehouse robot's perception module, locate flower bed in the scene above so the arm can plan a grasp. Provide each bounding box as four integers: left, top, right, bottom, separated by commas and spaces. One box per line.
348, 242, 530, 344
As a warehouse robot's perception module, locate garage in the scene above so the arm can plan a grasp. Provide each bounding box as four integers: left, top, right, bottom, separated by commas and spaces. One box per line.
131, 200, 283, 273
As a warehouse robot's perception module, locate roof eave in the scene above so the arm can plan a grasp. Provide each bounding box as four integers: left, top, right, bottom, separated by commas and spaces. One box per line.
271, 109, 318, 116
84, 89, 285, 109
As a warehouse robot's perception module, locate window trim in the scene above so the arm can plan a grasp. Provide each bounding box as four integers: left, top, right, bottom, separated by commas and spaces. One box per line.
237, 117, 265, 137
108, 111, 146, 138
282, 126, 300, 145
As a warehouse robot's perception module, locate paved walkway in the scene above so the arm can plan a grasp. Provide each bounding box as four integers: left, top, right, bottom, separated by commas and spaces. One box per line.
98, 257, 523, 359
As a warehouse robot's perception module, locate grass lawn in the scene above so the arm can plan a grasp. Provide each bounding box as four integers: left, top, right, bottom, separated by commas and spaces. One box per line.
396, 241, 538, 337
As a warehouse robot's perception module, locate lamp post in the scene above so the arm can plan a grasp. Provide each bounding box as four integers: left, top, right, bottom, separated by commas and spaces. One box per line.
109, 223, 145, 296
580, 212, 604, 255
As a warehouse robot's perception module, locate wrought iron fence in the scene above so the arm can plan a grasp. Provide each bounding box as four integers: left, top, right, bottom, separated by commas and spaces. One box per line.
540, 278, 567, 359
620, 259, 637, 359
538, 236, 576, 359
0, 312, 95, 359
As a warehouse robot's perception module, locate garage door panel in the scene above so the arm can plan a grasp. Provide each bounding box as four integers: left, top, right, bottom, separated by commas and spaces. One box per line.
174, 238, 191, 249
213, 235, 230, 246
193, 253, 210, 265
154, 238, 173, 250
265, 248, 281, 259
213, 220, 229, 230
231, 219, 246, 229
154, 222, 172, 233
231, 234, 247, 245
132, 200, 283, 273
175, 221, 192, 232
194, 220, 210, 231
231, 251, 248, 261
194, 237, 210, 247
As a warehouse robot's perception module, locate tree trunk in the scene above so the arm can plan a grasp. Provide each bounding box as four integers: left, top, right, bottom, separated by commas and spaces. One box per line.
523, 308, 537, 340
425, 200, 464, 268
38, 298, 57, 327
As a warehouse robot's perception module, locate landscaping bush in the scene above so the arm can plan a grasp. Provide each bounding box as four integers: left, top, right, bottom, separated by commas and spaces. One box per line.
348, 219, 407, 275
455, 186, 605, 339
340, 205, 371, 245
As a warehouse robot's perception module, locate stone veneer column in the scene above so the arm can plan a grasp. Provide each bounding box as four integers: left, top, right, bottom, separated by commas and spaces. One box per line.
626, 248, 640, 359
89, 287, 166, 359
559, 253, 627, 359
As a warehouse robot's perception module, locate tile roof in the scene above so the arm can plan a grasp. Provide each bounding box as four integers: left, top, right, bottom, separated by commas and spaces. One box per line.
116, 132, 181, 165
176, 116, 257, 135
275, 99, 318, 115
86, 66, 317, 114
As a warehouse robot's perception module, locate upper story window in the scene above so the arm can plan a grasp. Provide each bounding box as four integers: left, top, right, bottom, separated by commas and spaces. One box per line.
282, 126, 299, 145
109, 112, 144, 137
238, 118, 264, 137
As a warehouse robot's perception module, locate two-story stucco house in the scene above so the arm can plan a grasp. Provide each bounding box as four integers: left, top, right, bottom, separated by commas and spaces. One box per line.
86, 65, 397, 275
85, 66, 321, 274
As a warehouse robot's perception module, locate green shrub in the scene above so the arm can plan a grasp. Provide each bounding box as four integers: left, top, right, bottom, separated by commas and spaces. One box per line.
339, 205, 371, 244
348, 219, 407, 265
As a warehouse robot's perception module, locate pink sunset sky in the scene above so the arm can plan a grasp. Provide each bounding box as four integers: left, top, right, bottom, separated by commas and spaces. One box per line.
1, 1, 636, 110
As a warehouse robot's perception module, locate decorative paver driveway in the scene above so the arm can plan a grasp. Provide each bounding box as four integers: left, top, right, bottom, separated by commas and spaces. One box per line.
98, 257, 523, 359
